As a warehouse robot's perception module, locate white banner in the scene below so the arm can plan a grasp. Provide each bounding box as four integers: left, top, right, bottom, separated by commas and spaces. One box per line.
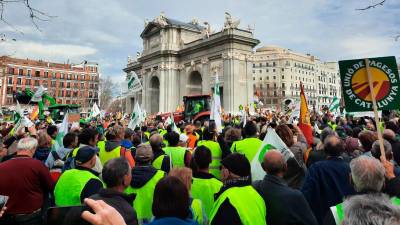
128, 72, 142, 93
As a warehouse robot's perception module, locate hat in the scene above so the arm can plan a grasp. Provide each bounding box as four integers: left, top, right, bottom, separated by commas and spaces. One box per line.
75, 146, 97, 165
221, 153, 251, 177
135, 144, 154, 162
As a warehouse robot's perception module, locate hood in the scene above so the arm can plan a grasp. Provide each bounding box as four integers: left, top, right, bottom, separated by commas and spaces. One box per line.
121, 139, 133, 149
131, 166, 158, 188
105, 140, 121, 152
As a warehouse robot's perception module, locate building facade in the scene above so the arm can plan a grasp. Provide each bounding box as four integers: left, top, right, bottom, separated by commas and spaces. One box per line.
252, 46, 341, 110
0, 56, 99, 108
123, 13, 259, 114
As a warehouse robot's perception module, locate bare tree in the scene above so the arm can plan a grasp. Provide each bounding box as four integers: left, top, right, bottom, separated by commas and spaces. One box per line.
356, 0, 386, 10
99, 77, 115, 110
107, 98, 126, 113
0, 0, 55, 41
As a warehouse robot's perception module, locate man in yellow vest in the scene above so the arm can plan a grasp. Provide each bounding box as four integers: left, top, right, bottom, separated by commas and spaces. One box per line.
150, 134, 171, 173
163, 131, 191, 168
98, 125, 135, 167
54, 146, 104, 206
230, 121, 262, 162
125, 144, 165, 224
209, 153, 266, 225
191, 145, 223, 218
325, 156, 400, 225
197, 128, 222, 179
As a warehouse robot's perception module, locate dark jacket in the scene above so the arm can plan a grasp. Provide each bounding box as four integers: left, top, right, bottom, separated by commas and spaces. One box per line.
152, 150, 171, 174
301, 157, 355, 225
210, 178, 251, 225
90, 189, 138, 225
253, 174, 318, 225
75, 166, 104, 203
131, 165, 158, 188
121, 139, 134, 150
34, 147, 51, 163
388, 139, 400, 165
147, 217, 199, 225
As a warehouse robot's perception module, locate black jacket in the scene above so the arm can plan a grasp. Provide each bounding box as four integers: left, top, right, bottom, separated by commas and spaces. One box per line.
210, 178, 251, 225
90, 189, 138, 225
130, 165, 158, 188
253, 174, 318, 225
75, 166, 103, 203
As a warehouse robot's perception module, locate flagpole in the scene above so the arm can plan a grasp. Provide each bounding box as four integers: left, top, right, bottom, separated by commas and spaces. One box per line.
365, 58, 386, 161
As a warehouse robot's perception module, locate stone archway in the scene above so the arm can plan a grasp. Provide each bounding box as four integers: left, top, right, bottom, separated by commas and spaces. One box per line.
187, 71, 202, 95
149, 76, 160, 113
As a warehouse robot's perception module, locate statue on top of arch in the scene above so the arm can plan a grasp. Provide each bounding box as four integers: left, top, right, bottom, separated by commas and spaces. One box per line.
223, 12, 240, 30
153, 12, 168, 27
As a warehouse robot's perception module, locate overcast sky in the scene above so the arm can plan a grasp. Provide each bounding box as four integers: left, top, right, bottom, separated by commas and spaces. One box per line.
0, 0, 399, 85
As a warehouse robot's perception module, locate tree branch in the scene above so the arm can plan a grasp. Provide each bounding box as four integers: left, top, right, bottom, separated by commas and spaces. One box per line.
356, 0, 386, 10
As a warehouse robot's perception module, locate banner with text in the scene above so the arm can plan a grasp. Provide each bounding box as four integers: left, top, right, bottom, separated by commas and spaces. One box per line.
339, 56, 400, 112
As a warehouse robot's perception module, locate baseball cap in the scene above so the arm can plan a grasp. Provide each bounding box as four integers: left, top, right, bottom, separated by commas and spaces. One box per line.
135, 144, 154, 162
75, 146, 97, 165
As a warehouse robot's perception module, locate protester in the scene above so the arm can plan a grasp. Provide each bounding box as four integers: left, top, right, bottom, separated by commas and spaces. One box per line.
90, 158, 138, 225
0, 137, 54, 225
125, 144, 165, 224
209, 153, 266, 225
33, 130, 52, 163
383, 129, 400, 165
47, 125, 58, 146
121, 128, 136, 151
253, 150, 318, 225
45, 132, 78, 169
150, 134, 171, 173
230, 121, 262, 162
163, 131, 191, 168
54, 146, 104, 206
197, 128, 222, 179
342, 194, 400, 225
301, 135, 355, 224
148, 176, 198, 225
190, 145, 223, 218
185, 125, 197, 150
98, 125, 135, 167
169, 168, 206, 225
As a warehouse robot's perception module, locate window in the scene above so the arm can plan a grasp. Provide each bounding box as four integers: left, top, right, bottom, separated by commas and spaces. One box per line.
259, 77, 262, 81
60, 73, 64, 79
7, 87, 13, 94
34, 80, 39, 86
8, 77, 12, 84
17, 78, 21, 85
274, 83, 277, 88
273, 62, 276, 66
253, 64, 255, 68
266, 62, 269, 67
27, 70, 31, 76
253, 70, 255, 73
273, 69, 276, 72
18, 69, 23, 75
267, 84, 270, 88
81, 82, 84, 88
44, 71, 48, 78
273, 76, 276, 80
52, 72, 56, 79
259, 70, 262, 73
282, 91, 285, 97
282, 75, 284, 79
26, 79, 31, 85
51, 81, 56, 87
81, 74, 85, 80
67, 73, 71, 80
274, 91, 277, 96
35, 71, 40, 77
67, 82, 70, 88
8, 67, 15, 74
266, 69, 269, 73
66, 91, 70, 97
282, 68, 284, 72
58, 90, 62, 97
282, 83, 285, 88
266, 76, 269, 80
259, 63, 262, 67
253, 77, 255, 81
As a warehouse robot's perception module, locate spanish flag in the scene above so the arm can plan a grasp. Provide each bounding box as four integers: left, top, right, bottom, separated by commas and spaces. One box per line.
299, 82, 313, 147
30, 105, 39, 121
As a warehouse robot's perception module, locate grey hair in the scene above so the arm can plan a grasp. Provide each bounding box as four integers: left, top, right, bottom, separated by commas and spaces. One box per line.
371, 140, 392, 159
350, 156, 385, 192
343, 193, 400, 225
17, 137, 38, 151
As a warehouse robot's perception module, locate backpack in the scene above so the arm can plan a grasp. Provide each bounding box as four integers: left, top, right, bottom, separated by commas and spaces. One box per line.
62, 151, 75, 172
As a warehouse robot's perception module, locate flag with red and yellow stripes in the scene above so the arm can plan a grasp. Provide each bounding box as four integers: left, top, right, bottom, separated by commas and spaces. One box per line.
299, 82, 313, 147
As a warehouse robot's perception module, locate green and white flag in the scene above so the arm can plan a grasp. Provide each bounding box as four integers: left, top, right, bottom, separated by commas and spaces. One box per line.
127, 72, 142, 93
52, 113, 69, 151
31, 85, 47, 102
128, 102, 143, 129
329, 96, 340, 112
210, 74, 222, 133
91, 102, 101, 118
251, 128, 296, 181
166, 112, 180, 134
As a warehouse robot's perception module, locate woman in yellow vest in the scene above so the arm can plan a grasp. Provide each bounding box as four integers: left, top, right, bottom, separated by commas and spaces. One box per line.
169, 168, 207, 225
190, 146, 223, 218
197, 128, 222, 179
209, 153, 266, 225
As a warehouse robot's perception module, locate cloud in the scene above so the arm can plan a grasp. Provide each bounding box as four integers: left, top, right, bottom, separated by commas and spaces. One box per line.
0, 41, 97, 61
340, 35, 395, 59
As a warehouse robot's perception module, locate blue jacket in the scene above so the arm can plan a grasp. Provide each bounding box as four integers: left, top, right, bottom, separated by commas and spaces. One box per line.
146, 217, 199, 225
301, 157, 355, 224
121, 139, 134, 149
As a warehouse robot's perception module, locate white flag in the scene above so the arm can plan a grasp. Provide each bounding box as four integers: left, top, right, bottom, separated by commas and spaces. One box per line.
251, 128, 295, 181
167, 112, 180, 134
329, 96, 340, 112
53, 113, 69, 151
128, 102, 142, 129
91, 103, 101, 118
31, 85, 47, 102
210, 74, 222, 133
127, 72, 142, 93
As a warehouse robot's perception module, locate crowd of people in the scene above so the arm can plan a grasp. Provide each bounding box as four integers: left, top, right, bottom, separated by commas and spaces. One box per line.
0, 111, 400, 225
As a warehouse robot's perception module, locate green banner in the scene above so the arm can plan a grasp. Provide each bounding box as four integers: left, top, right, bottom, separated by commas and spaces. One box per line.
339, 56, 400, 112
